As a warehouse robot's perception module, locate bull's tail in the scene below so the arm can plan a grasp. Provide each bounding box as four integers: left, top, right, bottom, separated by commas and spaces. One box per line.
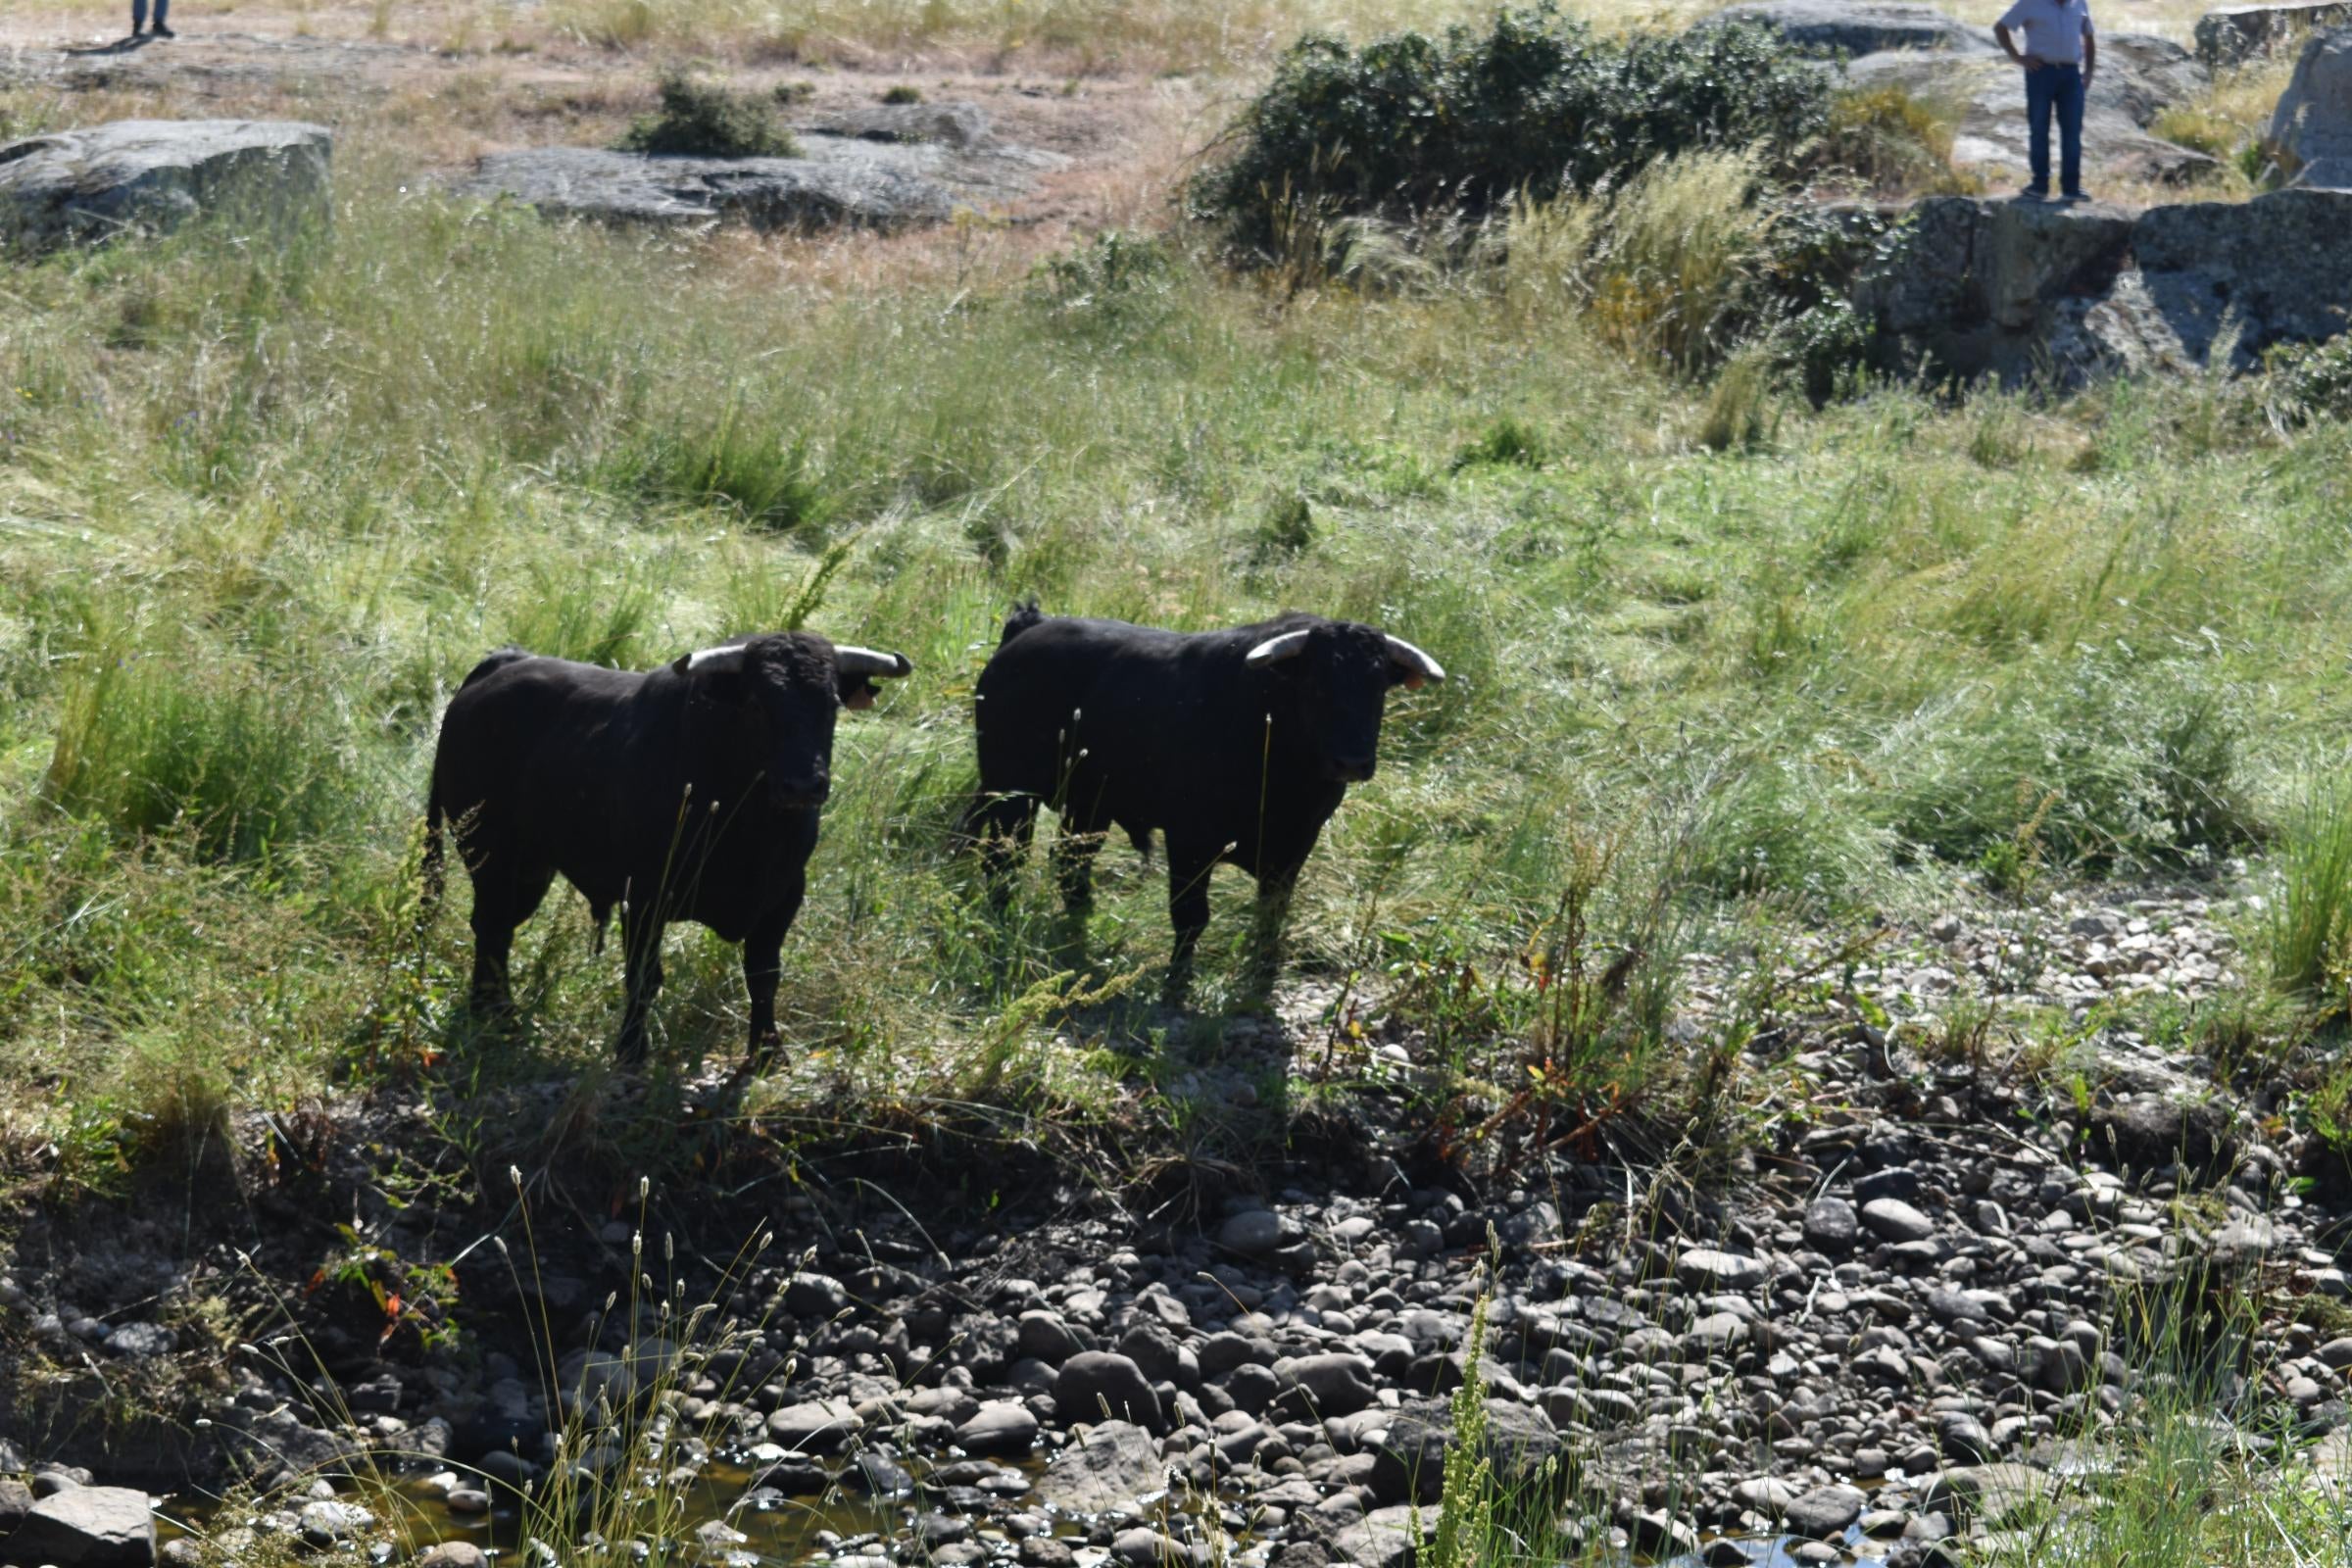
1000, 599, 1045, 647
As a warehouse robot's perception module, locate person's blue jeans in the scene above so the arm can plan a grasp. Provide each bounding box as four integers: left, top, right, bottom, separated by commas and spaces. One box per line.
2025, 62, 2085, 197
132, 0, 169, 31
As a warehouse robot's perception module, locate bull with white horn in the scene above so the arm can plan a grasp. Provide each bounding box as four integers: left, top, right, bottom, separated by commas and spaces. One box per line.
423, 630, 912, 1065
963, 604, 1446, 999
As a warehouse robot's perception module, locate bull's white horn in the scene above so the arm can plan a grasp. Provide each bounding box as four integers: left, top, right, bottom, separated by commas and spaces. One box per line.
1244, 630, 1312, 668
1384, 636, 1446, 683
675, 645, 748, 675
835, 645, 912, 678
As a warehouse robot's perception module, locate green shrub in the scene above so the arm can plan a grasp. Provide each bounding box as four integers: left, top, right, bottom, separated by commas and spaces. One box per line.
2258, 334, 2352, 428
881, 84, 923, 104
1030, 230, 1178, 332
617, 71, 800, 158
1192, 6, 1830, 264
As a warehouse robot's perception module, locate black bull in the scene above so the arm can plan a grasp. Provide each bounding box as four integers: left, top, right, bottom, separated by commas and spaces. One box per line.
422, 631, 911, 1063
963, 607, 1446, 991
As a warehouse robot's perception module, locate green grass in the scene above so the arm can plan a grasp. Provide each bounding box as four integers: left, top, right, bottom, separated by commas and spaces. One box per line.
5, 129, 2352, 1198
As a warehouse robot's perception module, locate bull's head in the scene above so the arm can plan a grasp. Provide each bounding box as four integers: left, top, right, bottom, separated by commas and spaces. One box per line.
1243, 618, 1446, 784
671, 633, 913, 810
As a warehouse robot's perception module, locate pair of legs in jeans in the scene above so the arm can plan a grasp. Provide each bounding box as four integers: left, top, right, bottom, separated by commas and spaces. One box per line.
2025, 61, 2084, 199
132, 0, 172, 35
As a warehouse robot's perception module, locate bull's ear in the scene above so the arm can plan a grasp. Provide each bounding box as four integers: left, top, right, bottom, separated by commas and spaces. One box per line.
840, 676, 877, 711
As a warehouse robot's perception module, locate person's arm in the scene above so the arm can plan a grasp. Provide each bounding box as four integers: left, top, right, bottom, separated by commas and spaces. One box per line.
2082, 23, 2096, 89
1994, 19, 2042, 69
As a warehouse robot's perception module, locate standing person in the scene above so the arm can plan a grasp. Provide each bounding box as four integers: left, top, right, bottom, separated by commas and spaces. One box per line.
1994, 0, 2096, 201
132, 0, 173, 38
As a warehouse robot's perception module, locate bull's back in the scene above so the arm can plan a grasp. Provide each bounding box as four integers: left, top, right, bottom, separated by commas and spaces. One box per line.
974, 618, 1243, 819
433, 656, 647, 851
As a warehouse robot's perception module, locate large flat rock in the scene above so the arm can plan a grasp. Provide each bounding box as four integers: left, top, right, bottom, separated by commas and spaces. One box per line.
1034, 1419, 1167, 1516
461, 102, 1061, 233
0, 118, 331, 252
8, 1487, 157, 1568
1846, 33, 2215, 187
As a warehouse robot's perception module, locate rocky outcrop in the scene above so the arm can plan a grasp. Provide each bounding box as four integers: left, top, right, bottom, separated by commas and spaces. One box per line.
1694, 0, 1990, 56
460, 103, 1060, 233
0, 119, 331, 253
1860, 188, 2352, 386
1697, 1, 2215, 185
2268, 25, 2352, 186
2198, 3, 2352, 67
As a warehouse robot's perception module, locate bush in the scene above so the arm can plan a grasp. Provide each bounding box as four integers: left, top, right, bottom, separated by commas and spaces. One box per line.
1192, 6, 1831, 264
2258, 334, 2352, 429
2269, 782, 2352, 1013
882, 84, 923, 104
617, 72, 800, 158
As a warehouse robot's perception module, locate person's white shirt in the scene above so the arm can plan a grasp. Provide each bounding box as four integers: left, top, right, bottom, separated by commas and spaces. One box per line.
1996, 0, 2094, 66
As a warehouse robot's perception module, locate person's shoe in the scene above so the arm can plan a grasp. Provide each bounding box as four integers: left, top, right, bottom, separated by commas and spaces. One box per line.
150, 23, 174, 36
2059, 189, 2089, 203
2018, 186, 2049, 201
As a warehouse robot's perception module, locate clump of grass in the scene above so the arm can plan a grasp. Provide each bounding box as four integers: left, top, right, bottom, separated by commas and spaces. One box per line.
1811, 83, 1966, 194
880, 83, 924, 105
1494, 146, 1780, 372
771, 80, 817, 106
42, 649, 355, 864
2267, 780, 2352, 1014
617, 71, 800, 158
1450, 415, 1548, 471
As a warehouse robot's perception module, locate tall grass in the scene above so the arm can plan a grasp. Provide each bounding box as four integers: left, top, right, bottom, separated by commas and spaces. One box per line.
2268, 781, 2352, 1011
0, 138, 2349, 1196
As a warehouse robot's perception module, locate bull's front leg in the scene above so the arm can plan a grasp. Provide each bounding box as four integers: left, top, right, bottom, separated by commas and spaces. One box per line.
616, 903, 666, 1066
1246, 860, 1304, 1003
1163, 838, 1218, 1004
743, 878, 803, 1068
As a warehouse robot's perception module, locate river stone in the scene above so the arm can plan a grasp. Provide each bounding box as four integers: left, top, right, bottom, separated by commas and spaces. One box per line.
416, 1545, 489, 1568
1111, 1528, 1206, 1568
1329, 1503, 1434, 1568
1017, 1309, 1086, 1365
1, 1477, 32, 1534
765, 1398, 862, 1453
10, 1487, 157, 1568
1035, 1419, 1166, 1515
956, 1399, 1042, 1456
297, 1500, 372, 1546
2084, 1094, 2237, 1173
1691, 0, 1991, 56
1675, 1248, 1769, 1291
1367, 1397, 1564, 1506
1803, 1198, 1860, 1250
1218, 1208, 1287, 1256
1919, 1463, 2061, 1526
1861, 1198, 1936, 1243
0, 120, 331, 255
1054, 1350, 1164, 1431
1784, 1484, 1867, 1538
1273, 1352, 1380, 1418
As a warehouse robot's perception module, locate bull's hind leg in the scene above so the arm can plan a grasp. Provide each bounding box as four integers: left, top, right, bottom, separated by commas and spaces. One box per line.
463, 849, 555, 1022
963, 791, 1040, 911
616, 903, 667, 1066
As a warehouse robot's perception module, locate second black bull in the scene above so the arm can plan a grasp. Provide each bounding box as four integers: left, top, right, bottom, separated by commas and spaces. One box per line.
964, 606, 1446, 993
423, 631, 912, 1064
